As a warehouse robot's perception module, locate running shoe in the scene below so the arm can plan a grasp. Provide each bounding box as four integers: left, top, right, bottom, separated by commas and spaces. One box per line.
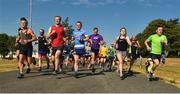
74, 72, 79, 78
120, 75, 125, 80
147, 72, 152, 81
26, 68, 31, 74
52, 70, 58, 75
38, 67, 42, 72
17, 73, 24, 79
92, 68, 96, 73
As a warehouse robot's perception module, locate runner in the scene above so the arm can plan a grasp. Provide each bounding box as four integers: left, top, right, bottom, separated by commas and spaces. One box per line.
144, 25, 168, 81
85, 41, 92, 69
16, 17, 37, 78
99, 42, 108, 72
15, 28, 26, 68
128, 35, 140, 75
89, 27, 104, 73
114, 27, 131, 80
72, 21, 89, 77
139, 54, 143, 68
15, 28, 21, 61
64, 40, 71, 68
47, 16, 67, 75
107, 43, 115, 71
69, 41, 75, 71
35, 29, 50, 71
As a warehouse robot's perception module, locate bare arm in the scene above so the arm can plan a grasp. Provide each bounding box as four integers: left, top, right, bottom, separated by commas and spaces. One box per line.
29, 29, 37, 42
16, 36, 21, 43
136, 40, 141, 48
144, 39, 151, 51
84, 35, 89, 42
126, 36, 131, 46
46, 27, 52, 39
114, 37, 119, 49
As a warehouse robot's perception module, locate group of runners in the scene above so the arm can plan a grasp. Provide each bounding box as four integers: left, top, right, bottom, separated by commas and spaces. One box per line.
15, 16, 168, 81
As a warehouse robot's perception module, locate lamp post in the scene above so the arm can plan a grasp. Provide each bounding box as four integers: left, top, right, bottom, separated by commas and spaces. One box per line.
30, 0, 32, 28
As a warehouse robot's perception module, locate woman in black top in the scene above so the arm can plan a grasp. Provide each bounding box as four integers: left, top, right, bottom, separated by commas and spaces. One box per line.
114, 27, 131, 80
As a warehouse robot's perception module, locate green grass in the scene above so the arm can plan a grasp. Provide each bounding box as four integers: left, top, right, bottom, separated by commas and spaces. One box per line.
0, 59, 18, 72
131, 58, 180, 88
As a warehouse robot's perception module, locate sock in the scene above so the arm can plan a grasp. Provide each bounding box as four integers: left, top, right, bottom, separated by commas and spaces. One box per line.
74, 64, 78, 72
119, 68, 123, 77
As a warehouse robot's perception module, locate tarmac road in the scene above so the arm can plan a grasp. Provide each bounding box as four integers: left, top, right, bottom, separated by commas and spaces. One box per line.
0, 66, 179, 93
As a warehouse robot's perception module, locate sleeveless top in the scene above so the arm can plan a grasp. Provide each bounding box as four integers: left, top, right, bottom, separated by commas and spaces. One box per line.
117, 36, 128, 51
50, 25, 65, 47
129, 41, 138, 54
19, 28, 32, 46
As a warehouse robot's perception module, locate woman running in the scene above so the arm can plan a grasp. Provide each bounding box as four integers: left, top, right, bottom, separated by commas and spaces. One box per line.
114, 27, 131, 80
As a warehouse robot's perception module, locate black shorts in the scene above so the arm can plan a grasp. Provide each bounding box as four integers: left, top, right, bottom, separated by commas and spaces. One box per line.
108, 56, 114, 61
52, 46, 64, 56
100, 56, 107, 58
91, 48, 99, 56
150, 53, 161, 62
130, 54, 137, 60
19, 44, 33, 57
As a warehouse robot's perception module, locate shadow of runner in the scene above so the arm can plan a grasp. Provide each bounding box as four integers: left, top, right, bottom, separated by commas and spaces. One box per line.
152, 77, 160, 81
77, 71, 105, 78
55, 70, 106, 79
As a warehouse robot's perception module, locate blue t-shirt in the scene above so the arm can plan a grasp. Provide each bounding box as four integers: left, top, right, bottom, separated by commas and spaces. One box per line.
73, 29, 88, 49
64, 44, 70, 54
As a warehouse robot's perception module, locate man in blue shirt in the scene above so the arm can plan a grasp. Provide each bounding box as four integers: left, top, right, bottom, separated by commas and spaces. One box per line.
72, 21, 89, 78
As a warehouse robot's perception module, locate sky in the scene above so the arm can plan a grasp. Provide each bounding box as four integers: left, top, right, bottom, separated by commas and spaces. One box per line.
0, 0, 180, 45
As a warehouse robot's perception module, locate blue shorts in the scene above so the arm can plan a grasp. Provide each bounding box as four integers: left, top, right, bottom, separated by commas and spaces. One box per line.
64, 53, 70, 59
74, 48, 86, 56
38, 49, 47, 55
130, 54, 137, 60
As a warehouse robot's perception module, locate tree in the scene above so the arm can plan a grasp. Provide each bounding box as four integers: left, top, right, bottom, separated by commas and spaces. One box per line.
62, 17, 74, 41
0, 33, 10, 59
7, 36, 16, 52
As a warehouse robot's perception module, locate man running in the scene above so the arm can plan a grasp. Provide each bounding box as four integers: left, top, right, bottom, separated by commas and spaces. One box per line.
35, 29, 50, 71
15, 28, 21, 61
47, 16, 67, 75
107, 43, 115, 71
72, 21, 89, 77
16, 17, 37, 78
128, 35, 140, 75
64, 40, 71, 68
144, 25, 168, 81
89, 27, 104, 73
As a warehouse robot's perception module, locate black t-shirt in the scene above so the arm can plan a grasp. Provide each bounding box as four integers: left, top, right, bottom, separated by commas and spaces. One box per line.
131, 41, 137, 54
38, 36, 47, 50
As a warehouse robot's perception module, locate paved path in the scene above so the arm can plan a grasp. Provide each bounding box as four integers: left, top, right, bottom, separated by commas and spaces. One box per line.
0, 66, 179, 93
